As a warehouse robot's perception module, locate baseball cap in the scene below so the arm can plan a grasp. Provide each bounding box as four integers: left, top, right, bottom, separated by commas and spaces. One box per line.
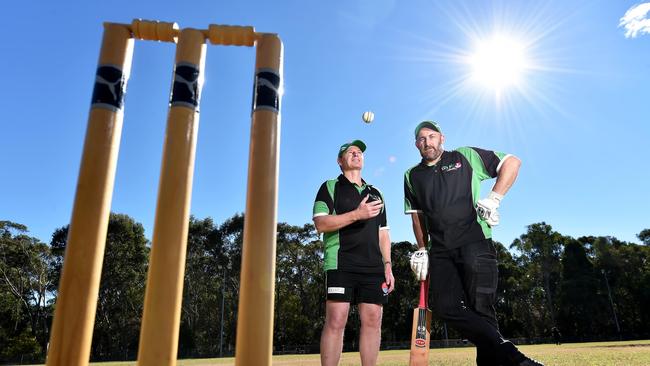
414, 121, 442, 137
338, 140, 366, 157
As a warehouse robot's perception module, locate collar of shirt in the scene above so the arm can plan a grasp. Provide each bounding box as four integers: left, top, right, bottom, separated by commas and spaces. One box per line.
338, 174, 367, 189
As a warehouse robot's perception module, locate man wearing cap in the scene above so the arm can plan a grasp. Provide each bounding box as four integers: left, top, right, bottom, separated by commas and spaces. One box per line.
313, 140, 394, 366
405, 121, 543, 366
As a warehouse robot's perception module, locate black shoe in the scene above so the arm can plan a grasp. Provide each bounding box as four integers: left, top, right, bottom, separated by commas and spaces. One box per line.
517, 357, 544, 366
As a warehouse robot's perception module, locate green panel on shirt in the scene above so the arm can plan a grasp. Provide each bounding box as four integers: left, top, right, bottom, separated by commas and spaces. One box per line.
323, 231, 340, 270
458, 147, 493, 239
313, 201, 329, 216
326, 179, 337, 214
456, 147, 492, 180
404, 166, 417, 212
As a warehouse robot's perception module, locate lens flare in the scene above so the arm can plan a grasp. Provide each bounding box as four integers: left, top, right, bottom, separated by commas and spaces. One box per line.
469, 35, 528, 93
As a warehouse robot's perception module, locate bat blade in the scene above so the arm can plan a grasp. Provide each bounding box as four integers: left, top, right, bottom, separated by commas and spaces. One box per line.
409, 280, 431, 366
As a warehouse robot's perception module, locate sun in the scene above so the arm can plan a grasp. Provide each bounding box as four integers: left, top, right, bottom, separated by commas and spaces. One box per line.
469, 35, 529, 95
394, 1, 566, 119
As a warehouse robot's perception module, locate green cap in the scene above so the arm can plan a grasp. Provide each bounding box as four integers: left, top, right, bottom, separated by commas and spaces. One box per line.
338, 140, 366, 157
414, 121, 442, 137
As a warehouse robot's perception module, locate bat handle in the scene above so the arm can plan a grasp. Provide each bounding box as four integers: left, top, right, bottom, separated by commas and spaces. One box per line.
418, 280, 427, 309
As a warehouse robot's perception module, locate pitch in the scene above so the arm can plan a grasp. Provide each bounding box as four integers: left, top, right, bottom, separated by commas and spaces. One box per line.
28, 340, 650, 366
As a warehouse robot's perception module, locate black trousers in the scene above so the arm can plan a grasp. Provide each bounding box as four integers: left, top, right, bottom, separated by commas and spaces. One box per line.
429, 239, 521, 366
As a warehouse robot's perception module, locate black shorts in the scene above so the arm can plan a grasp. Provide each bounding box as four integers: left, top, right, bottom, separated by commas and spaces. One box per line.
325, 270, 388, 305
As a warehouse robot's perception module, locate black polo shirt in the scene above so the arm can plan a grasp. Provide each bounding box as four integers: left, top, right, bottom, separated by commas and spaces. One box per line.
404, 147, 511, 249
313, 174, 389, 273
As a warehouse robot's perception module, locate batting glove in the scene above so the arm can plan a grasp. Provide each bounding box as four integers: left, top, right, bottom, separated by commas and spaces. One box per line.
476, 191, 503, 227
410, 248, 429, 281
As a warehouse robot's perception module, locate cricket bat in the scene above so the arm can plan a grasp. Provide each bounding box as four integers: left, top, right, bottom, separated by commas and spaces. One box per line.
409, 279, 431, 366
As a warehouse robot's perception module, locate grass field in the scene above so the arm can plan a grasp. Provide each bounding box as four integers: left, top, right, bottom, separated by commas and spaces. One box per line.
34, 340, 650, 365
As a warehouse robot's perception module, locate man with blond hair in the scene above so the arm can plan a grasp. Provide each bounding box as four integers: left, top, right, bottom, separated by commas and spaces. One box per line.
313, 140, 394, 366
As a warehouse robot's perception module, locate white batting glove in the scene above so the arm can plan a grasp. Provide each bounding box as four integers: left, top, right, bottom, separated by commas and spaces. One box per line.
410, 248, 429, 281
476, 191, 503, 227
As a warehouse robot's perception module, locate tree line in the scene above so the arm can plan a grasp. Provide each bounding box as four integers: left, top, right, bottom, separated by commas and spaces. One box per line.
1, 216, 648, 363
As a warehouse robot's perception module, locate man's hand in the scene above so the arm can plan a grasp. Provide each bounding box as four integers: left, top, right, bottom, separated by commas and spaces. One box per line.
410, 248, 428, 281
476, 191, 503, 226
355, 195, 383, 220
384, 262, 395, 294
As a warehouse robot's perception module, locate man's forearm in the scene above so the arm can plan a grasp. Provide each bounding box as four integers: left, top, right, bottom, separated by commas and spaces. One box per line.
313, 210, 359, 233
379, 229, 391, 264
493, 155, 521, 195
410, 213, 428, 249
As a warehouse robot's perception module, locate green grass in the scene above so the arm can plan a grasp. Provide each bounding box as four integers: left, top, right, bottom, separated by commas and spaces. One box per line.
33, 340, 650, 365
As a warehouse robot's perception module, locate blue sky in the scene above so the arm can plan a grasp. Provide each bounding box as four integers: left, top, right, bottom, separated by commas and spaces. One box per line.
2, 0, 649, 249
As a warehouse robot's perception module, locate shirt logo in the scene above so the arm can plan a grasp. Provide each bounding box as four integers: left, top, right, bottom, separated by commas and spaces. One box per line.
441, 161, 462, 172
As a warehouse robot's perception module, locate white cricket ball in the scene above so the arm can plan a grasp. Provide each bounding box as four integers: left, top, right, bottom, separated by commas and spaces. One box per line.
362, 111, 374, 123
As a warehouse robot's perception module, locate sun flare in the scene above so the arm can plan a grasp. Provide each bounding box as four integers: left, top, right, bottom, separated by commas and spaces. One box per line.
397, 2, 565, 118
469, 35, 529, 94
